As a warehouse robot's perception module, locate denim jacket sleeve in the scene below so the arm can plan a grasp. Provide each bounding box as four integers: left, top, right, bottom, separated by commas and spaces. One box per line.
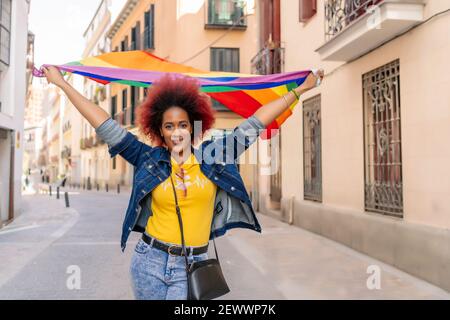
206, 115, 266, 163
95, 118, 151, 167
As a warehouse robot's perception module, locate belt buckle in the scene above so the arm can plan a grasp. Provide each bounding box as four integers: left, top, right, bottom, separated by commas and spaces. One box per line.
168, 245, 181, 256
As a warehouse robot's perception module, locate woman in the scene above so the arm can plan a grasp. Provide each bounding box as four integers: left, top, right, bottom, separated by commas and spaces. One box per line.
43, 66, 324, 300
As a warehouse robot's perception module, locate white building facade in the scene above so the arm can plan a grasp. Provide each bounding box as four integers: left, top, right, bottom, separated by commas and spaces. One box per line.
0, 0, 31, 227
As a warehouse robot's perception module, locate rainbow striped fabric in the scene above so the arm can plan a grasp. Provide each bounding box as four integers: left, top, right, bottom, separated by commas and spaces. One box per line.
33, 50, 312, 139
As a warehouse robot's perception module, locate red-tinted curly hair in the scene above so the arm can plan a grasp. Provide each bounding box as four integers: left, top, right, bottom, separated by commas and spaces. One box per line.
135, 74, 216, 146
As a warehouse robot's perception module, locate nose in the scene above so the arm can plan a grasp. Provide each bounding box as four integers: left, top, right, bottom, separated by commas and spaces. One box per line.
172, 128, 183, 137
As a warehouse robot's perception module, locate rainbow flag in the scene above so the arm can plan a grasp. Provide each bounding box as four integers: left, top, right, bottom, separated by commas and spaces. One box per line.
33, 50, 312, 139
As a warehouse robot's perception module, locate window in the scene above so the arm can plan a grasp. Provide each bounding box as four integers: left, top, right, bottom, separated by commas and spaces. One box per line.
207, 0, 246, 27
299, 0, 317, 22
122, 89, 128, 125
131, 22, 140, 50
211, 47, 239, 72
303, 95, 322, 202
111, 95, 117, 118
0, 0, 12, 66
120, 36, 128, 52
363, 59, 403, 217
269, 134, 282, 203
210, 48, 239, 111
130, 86, 139, 125
144, 4, 155, 49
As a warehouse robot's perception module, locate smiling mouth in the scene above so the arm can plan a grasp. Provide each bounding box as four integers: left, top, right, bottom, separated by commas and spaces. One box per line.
171, 136, 184, 145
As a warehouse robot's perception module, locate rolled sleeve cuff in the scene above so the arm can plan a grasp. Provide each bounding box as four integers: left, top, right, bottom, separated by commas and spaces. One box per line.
95, 118, 128, 147
108, 131, 136, 158
247, 115, 266, 131
236, 115, 266, 138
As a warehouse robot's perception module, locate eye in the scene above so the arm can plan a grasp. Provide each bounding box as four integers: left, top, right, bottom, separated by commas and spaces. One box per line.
165, 124, 173, 130
181, 123, 188, 128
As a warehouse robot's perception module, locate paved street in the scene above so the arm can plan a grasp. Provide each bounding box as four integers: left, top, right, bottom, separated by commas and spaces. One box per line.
0, 183, 449, 300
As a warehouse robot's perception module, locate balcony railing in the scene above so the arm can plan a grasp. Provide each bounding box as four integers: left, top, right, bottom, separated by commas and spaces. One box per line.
61, 146, 71, 159
96, 134, 106, 146
80, 138, 86, 150
126, 107, 134, 126
113, 108, 135, 127
113, 112, 123, 125
317, 0, 426, 61
84, 137, 94, 149
251, 46, 285, 75
325, 0, 384, 40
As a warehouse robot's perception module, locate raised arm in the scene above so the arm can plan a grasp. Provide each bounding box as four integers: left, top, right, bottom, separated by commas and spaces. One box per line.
205, 70, 324, 163
43, 66, 110, 128
43, 66, 151, 167
253, 69, 324, 126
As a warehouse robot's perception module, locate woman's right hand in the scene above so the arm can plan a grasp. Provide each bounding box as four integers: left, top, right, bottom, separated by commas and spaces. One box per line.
42, 66, 66, 87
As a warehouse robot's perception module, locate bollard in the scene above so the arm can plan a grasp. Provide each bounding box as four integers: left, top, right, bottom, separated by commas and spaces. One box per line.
64, 191, 70, 208
97, 183, 99, 191
57, 187, 60, 199
106, 184, 109, 192
49, 185, 52, 197
117, 184, 120, 194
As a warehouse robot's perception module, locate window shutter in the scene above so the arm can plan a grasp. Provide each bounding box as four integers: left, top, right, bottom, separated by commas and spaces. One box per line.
150, 4, 155, 49
135, 21, 141, 50
299, 0, 317, 23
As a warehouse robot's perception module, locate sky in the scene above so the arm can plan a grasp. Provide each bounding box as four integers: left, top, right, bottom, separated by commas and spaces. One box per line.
29, 0, 126, 69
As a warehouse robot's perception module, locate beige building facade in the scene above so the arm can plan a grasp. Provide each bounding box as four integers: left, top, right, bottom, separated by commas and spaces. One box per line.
106, 0, 261, 189
255, 0, 450, 291
79, 0, 115, 190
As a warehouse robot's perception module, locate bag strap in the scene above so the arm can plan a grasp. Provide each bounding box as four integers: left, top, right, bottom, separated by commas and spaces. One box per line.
169, 175, 220, 273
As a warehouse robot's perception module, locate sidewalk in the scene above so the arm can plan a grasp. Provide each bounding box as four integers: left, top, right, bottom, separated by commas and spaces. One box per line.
217, 213, 450, 300
0, 192, 79, 289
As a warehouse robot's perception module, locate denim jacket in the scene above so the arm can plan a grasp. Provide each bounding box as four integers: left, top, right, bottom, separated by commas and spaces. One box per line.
95, 115, 266, 252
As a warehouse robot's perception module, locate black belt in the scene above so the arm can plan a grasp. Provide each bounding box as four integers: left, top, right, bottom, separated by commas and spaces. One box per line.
141, 233, 209, 256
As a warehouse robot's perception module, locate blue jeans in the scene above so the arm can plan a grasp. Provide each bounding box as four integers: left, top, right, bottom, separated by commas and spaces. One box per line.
129, 235, 209, 300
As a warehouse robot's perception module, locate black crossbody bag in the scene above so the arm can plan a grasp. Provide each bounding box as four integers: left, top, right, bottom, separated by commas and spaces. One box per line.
169, 176, 230, 300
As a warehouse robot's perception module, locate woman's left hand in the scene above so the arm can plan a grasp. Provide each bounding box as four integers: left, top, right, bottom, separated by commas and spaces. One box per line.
298, 69, 324, 92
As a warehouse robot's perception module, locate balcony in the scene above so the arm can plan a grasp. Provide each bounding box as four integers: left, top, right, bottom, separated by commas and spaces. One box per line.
205, 0, 247, 30
84, 137, 94, 149
96, 134, 106, 146
61, 146, 71, 159
124, 107, 134, 126
113, 112, 124, 126
80, 138, 86, 150
316, 0, 428, 61
114, 108, 134, 127
251, 46, 285, 75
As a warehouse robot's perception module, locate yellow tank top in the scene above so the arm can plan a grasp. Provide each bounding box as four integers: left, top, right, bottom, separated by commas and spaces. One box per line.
145, 153, 217, 246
